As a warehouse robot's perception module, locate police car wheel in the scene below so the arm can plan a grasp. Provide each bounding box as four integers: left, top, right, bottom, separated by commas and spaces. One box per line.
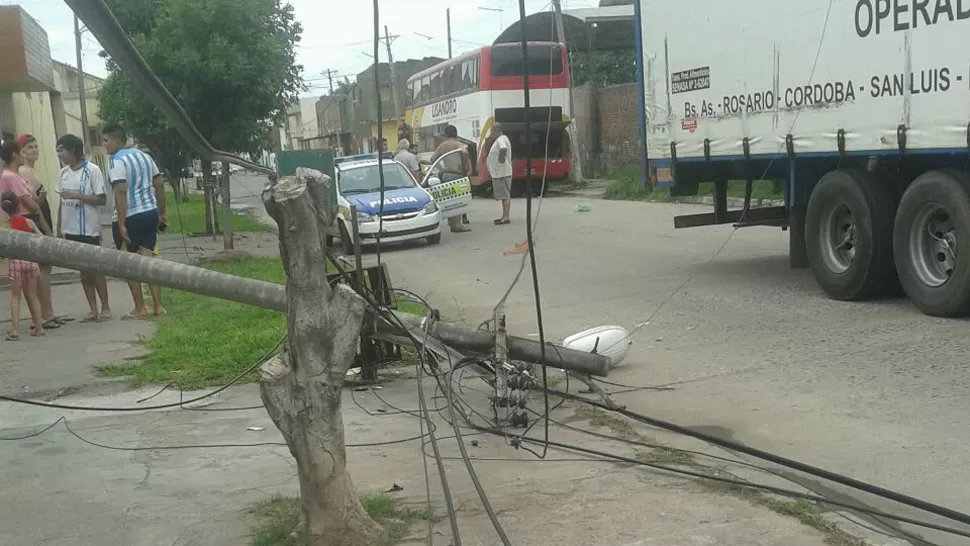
427, 233, 442, 245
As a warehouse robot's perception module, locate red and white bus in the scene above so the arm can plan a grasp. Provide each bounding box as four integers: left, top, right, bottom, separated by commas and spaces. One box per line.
403, 42, 571, 195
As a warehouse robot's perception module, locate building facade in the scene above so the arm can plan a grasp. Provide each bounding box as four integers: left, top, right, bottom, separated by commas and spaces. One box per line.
354, 57, 444, 152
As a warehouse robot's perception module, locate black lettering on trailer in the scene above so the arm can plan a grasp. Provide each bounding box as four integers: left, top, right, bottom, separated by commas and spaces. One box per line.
869, 68, 952, 97
855, 0, 970, 37
672, 66, 711, 94
721, 91, 774, 115
784, 81, 855, 107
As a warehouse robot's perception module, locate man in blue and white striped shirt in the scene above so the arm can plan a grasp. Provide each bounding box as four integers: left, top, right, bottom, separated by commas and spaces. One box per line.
103, 124, 168, 319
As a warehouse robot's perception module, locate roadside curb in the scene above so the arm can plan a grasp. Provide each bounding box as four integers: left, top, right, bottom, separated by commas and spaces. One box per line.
2, 378, 134, 403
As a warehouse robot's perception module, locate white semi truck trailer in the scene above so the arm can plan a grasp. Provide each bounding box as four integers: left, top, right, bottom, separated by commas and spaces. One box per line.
633, 0, 970, 316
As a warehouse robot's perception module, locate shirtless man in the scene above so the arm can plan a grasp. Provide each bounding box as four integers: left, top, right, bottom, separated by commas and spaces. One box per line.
430, 125, 472, 232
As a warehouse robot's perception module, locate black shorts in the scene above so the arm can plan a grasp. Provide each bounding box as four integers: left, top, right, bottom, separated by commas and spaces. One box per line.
24, 213, 44, 232
39, 199, 53, 231
112, 209, 159, 253
65, 234, 101, 246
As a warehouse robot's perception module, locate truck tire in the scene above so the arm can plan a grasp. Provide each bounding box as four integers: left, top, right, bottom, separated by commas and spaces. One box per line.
805, 169, 896, 301
893, 169, 970, 317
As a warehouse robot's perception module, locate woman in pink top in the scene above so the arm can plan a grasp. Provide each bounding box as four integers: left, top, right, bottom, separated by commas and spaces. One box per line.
1, 139, 62, 332
2, 190, 45, 339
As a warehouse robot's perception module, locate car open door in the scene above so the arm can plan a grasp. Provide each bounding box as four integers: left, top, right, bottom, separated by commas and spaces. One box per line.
423, 148, 473, 218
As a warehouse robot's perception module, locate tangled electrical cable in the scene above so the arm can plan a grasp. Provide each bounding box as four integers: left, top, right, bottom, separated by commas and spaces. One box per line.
439, 371, 970, 540
389, 282, 970, 542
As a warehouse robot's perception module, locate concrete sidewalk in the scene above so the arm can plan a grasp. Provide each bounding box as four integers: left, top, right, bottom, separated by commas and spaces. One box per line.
0, 374, 863, 546
0, 279, 153, 399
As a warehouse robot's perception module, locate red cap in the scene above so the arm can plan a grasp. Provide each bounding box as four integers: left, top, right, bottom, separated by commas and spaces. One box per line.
15, 134, 29, 146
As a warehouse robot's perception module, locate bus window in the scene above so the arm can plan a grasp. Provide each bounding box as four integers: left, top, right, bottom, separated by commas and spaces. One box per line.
421, 75, 431, 102
405, 81, 414, 106
430, 71, 442, 98
461, 60, 472, 90
449, 65, 461, 93
413, 78, 423, 103
442, 66, 455, 96
470, 56, 480, 85
490, 44, 563, 77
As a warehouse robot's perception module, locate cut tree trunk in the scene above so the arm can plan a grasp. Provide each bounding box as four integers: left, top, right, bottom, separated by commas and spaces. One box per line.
260, 173, 384, 546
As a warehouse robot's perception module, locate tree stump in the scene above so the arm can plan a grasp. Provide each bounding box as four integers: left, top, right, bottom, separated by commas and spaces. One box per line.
260, 173, 384, 546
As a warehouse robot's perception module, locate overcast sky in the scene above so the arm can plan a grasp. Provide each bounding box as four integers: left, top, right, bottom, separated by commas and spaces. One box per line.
13, 0, 578, 97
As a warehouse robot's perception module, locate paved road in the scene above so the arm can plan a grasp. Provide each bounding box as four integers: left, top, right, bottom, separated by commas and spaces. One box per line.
232, 173, 970, 543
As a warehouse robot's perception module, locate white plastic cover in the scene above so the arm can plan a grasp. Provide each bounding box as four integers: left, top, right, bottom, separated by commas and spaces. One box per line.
562, 325, 632, 368
640, 0, 970, 159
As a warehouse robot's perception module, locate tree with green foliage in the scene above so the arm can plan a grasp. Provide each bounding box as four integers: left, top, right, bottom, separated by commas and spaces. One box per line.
97, 0, 303, 227
569, 49, 637, 87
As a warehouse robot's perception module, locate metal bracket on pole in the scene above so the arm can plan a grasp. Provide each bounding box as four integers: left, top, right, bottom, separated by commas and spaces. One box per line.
492, 306, 509, 427
348, 204, 379, 382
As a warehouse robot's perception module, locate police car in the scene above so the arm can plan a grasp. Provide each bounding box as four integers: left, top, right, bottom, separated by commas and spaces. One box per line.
327, 155, 442, 253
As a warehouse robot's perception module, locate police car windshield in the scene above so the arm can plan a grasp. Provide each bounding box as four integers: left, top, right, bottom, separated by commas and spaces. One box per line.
339, 162, 414, 194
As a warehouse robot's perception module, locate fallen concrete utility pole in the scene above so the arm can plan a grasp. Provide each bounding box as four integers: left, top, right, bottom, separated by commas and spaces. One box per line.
0, 229, 611, 376
383, 312, 611, 377
0, 229, 284, 309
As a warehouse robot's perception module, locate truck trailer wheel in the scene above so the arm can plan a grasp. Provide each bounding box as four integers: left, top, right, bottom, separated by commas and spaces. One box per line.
805, 169, 896, 301
893, 170, 970, 317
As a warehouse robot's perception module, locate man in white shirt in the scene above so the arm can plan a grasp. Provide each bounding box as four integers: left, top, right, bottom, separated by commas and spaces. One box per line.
55, 133, 111, 322
486, 123, 513, 225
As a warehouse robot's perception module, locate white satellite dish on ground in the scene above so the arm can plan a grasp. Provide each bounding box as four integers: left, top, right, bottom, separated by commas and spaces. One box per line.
561, 325, 632, 369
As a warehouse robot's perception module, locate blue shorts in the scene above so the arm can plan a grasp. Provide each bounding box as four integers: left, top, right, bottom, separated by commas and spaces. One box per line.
112, 209, 158, 253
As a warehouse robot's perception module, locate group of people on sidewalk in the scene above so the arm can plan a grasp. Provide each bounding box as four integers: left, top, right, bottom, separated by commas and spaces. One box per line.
1, 124, 168, 340
393, 121, 514, 233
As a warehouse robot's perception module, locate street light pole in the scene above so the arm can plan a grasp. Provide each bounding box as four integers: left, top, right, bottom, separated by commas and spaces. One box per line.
551, 0, 584, 181
383, 26, 402, 119
446, 8, 453, 58
74, 15, 90, 147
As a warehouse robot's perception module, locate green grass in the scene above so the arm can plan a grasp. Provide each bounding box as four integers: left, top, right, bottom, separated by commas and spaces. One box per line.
166, 191, 270, 235
695, 180, 785, 200
249, 493, 434, 546
602, 166, 652, 201
601, 165, 785, 202
97, 258, 287, 388
97, 257, 434, 389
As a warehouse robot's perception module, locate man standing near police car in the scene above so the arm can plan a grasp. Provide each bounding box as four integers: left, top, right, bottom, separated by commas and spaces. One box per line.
486, 123, 513, 225
430, 125, 472, 233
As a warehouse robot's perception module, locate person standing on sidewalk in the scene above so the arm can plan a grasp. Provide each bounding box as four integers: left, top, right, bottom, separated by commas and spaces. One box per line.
486, 123, 513, 225
102, 124, 167, 320
16, 134, 68, 327
2, 191, 45, 340
1, 139, 61, 333
55, 134, 112, 323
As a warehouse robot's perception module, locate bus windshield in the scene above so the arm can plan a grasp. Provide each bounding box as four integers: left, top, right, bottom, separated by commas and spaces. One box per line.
338, 162, 415, 194
490, 44, 563, 77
